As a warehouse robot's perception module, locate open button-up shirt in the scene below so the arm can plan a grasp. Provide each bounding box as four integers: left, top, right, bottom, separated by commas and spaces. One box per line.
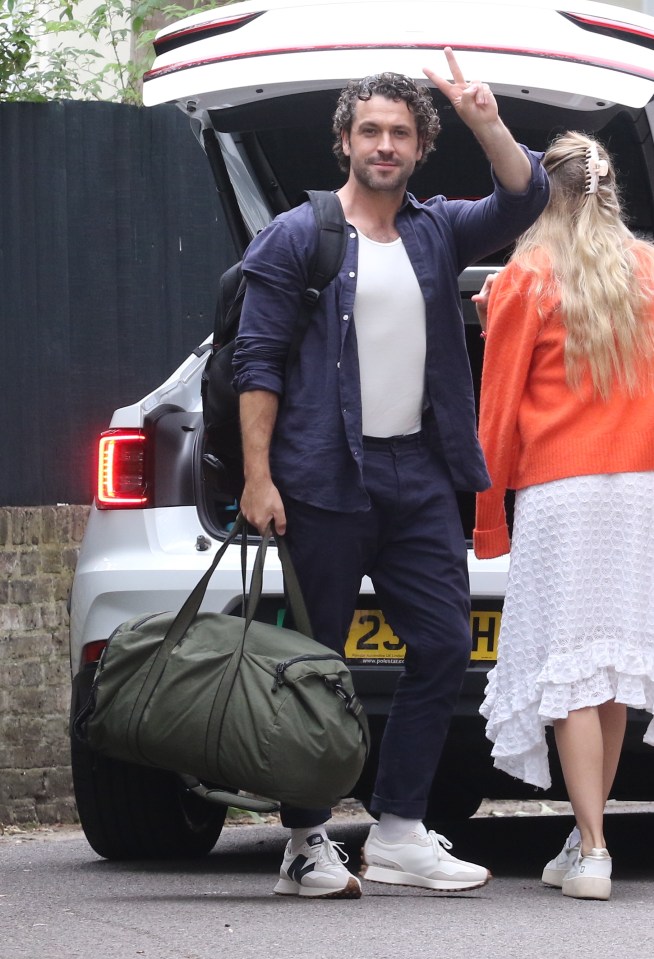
232, 146, 549, 512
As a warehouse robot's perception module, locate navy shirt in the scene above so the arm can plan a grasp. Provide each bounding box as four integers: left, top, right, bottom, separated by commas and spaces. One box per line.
233, 146, 549, 511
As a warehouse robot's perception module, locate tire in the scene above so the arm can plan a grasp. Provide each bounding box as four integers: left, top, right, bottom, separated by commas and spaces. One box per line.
353, 723, 483, 824
360, 786, 482, 826
70, 735, 226, 860
424, 783, 483, 825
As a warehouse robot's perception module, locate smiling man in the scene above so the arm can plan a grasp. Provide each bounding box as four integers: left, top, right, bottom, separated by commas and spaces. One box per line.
233, 48, 549, 899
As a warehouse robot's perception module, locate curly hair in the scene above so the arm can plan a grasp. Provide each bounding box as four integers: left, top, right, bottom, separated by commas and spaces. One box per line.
332, 73, 441, 173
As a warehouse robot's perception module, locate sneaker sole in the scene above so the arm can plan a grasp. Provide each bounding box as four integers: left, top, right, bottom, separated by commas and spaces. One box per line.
562, 876, 611, 901
360, 863, 490, 891
273, 876, 362, 898
541, 866, 567, 888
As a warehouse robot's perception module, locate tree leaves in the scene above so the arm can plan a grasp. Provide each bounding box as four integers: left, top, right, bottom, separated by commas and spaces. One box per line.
0, 0, 217, 103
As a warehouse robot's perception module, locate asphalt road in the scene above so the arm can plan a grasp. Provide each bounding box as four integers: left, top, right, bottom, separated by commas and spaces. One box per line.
2, 808, 653, 959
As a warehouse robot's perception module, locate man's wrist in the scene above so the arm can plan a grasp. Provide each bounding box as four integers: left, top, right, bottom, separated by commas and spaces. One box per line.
473, 118, 513, 158
243, 463, 272, 484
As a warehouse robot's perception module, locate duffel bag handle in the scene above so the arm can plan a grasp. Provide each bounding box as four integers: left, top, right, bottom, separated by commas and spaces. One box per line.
155, 510, 247, 653
245, 522, 313, 638
178, 774, 280, 814
148, 512, 311, 655
128, 512, 312, 730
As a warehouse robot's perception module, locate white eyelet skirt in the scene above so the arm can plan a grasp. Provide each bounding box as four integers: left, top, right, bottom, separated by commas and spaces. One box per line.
480, 471, 654, 790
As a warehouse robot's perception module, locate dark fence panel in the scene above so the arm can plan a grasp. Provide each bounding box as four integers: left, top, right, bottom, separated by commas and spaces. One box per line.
0, 100, 236, 506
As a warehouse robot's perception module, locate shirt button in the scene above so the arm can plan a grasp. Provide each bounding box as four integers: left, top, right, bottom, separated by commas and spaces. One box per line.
343, 314, 349, 321
349, 272, 355, 278
349, 232, 356, 239
337, 361, 340, 368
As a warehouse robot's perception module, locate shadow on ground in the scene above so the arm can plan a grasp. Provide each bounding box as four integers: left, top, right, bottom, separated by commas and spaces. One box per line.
88, 810, 653, 882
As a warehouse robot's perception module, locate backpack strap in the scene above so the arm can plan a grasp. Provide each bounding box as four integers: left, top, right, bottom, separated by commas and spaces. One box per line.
286, 190, 347, 374
303, 190, 348, 303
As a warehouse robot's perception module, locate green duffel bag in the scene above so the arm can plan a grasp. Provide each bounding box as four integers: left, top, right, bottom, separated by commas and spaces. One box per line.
74, 513, 369, 811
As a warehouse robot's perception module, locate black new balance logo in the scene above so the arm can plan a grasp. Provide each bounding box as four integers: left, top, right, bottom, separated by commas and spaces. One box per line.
287, 854, 316, 883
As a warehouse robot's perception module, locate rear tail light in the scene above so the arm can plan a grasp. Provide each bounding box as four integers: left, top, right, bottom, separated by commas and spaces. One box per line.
81, 640, 108, 665
96, 429, 149, 509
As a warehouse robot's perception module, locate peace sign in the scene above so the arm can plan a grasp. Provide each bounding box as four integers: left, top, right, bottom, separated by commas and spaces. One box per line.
423, 47, 532, 193
423, 47, 499, 131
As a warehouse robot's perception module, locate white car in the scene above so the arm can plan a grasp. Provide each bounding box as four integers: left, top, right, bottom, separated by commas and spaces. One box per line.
69, 0, 654, 859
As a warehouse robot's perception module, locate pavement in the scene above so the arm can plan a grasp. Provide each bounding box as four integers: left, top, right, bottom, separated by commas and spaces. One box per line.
3, 797, 653, 843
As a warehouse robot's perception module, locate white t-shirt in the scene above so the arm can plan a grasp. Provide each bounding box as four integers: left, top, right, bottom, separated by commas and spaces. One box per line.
354, 231, 426, 437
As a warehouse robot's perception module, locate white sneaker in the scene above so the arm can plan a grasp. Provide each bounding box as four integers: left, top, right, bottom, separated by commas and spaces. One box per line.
360, 825, 490, 891
562, 847, 612, 901
273, 833, 362, 898
542, 830, 581, 887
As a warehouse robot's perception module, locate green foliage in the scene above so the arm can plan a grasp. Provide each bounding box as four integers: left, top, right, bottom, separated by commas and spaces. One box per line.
0, 0, 221, 103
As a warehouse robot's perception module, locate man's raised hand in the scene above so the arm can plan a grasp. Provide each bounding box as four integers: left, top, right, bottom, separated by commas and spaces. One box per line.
423, 47, 499, 130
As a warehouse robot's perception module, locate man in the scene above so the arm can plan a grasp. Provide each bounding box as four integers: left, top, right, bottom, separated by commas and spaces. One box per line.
233, 48, 549, 898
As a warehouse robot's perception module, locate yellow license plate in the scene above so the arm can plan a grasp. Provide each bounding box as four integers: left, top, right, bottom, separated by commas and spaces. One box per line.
344, 609, 501, 664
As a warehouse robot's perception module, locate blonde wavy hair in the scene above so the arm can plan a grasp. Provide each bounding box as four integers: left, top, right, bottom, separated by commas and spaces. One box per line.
511, 130, 654, 398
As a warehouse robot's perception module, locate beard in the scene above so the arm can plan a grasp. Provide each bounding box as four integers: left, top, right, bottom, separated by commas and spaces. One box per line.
351, 156, 414, 193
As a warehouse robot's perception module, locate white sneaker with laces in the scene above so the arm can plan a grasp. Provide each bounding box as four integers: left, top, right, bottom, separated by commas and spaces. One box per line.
360, 825, 490, 891
273, 833, 362, 898
562, 847, 612, 901
541, 829, 582, 887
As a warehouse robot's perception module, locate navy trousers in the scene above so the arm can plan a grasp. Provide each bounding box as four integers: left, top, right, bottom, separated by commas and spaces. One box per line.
279, 431, 472, 827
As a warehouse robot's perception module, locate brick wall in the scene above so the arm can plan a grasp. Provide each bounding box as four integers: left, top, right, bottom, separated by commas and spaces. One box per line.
0, 506, 89, 826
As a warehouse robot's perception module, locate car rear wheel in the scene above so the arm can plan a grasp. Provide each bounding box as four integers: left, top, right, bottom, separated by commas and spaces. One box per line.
70, 735, 226, 860
361, 785, 483, 827
424, 783, 483, 825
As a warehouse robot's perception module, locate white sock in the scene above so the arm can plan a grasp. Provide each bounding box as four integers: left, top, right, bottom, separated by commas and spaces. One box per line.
290, 824, 328, 852
376, 813, 427, 842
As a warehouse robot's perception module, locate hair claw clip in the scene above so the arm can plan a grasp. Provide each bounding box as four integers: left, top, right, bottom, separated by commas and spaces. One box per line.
584, 142, 609, 195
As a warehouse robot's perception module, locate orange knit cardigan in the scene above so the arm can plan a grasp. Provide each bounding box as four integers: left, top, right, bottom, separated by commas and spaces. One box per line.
473, 251, 654, 560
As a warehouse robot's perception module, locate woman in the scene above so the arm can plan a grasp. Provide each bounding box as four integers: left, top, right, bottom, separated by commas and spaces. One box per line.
473, 131, 654, 900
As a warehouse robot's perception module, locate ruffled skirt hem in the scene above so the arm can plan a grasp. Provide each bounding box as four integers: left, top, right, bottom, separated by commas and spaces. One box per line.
481, 472, 654, 790
482, 664, 654, 790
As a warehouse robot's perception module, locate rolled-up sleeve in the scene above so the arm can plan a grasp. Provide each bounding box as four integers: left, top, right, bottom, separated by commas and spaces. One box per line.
232, 215, 314, 396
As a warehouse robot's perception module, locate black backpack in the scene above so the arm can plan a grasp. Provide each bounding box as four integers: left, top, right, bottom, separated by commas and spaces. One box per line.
201, 190, 347, 498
